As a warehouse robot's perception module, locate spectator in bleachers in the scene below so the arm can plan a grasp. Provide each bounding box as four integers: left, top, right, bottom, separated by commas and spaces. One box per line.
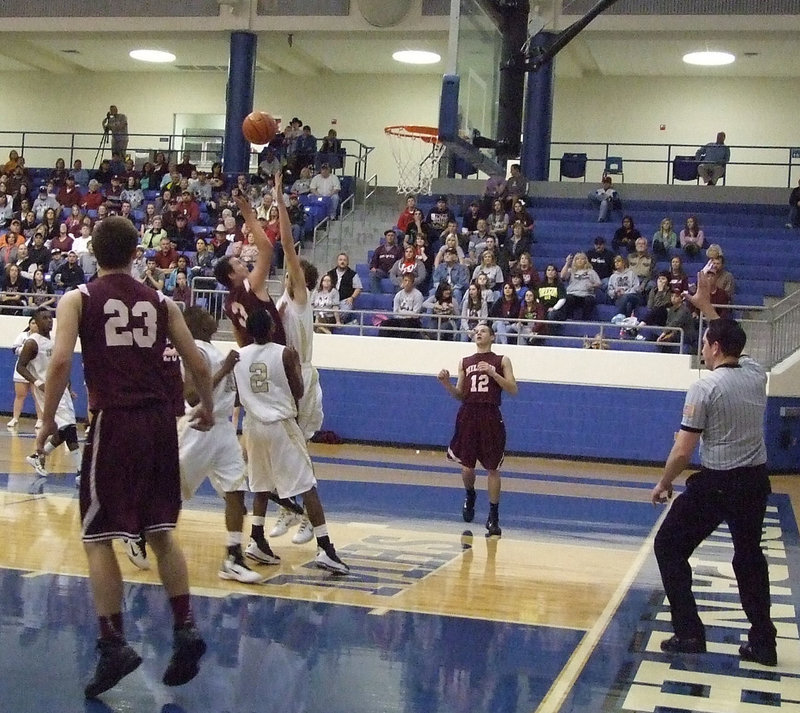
154, 236, 179, 271
189, 171, 212, 202
71, 224, 92, 256
70, 159, 89, 188
390, 243, 426, 290
557, 252, 601, 321
0, 231, 19, 267
427, 195, 455, 234
482, 171, 507, 215
474, 271, 497, 307
206, 163, 223, 192
370, 229, 404, 293
190, 238, 213, 278
459, 282, 489, 342
94, 159, 114, 187
63, 204, 83, 237
679, 216, 705, 257
607, 255, 640, 317
121, 157, 138, 180
258, 149, 283, 183
11, 182, 31, 215
326, 252, 362, 320
710, 255, 735, 302
136, 161, 156, 190
50, 158, 69, 187
404, 208, 431, 245
0, 193, 12, 227
423, 282, 459, 341
283, 117, 303, 155
209, 225, 229, 259
320, 128, 341, 157
138, 203, 157, 232
28, 233, 50, 271
290, 165, 313, 196
589, 176, 620, 223
130, 245, 147, 281
79, 240, 98, 280
286, 193, 305, 244
656, 288, 695, 350
176, 189, 200, 225
0, 263, 28, 315
56, 175, 82, 208
160, 165, 182, 194
168, 214, 194, 252
293, 125, 317, 172
141, 214, 167, 249
587, 236, 615, 292
310, 163, 341, 220
50, 224, 73, 254
237, 231, 259, 269
19, 212, 37, 240
640, 271, 673, 327
467, 225, 495, 268
40, 208, 59, 240
176, 152, 196, 179
81, 179, 104, 212
14, 243, 33, 278
432, 247, 470, 304
32, 185, 58, 222
504, 221, 531, 271
8, 164, 28, 195
509, 200, 534, 244
396, 195, 417, 234
121, 176, 143, 210
662, 257, 686, 295
472, 249, 504, 290
311, 273, 341, 334
3, 149, 20, 174
28, 269, 55, 310
255, 192, 274, 221
512, 288, 544, 343
5, 220, 23, 249
52, 250, 84, 291
612, 215, 640, 254
433, 233, 466, 268
461, 201, 483, 235
516, 253, 539, 291
505, 164, 528, 209
488, 198, 509, 244
151, 151, 170, 183
118, 201, 135, 226
786, 178, 800, 229
413, 233, 434, 287
48, 248, 65, 277
434, 218, 459, 251
381, 273, 424, 339
141, 252, 165, 292
652, 217, 678, 257
489, 282, 521, 344
171, 271, 192, 306
695, 131, 729, 186
627, 237, 656, 295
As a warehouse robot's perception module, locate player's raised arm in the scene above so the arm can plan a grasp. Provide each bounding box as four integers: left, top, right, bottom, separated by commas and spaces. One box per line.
274, 172, 306, 306
36, 290, 81, 451
166, 298, 214, 430
282, 345, 305, 404
437, 363, 465, 401
235, 194, 273, 294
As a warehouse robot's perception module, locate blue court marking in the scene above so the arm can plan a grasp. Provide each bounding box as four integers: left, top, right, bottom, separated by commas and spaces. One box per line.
311, 454, 658, 490
558, 493, 800, 713
0, 567, 584, 713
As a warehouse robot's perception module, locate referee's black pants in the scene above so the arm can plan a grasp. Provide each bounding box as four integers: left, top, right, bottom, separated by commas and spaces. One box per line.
654, 465, 777, 648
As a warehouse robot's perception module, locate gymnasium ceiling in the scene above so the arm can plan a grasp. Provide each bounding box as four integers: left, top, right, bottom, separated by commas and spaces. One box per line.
0, 0, 798, 78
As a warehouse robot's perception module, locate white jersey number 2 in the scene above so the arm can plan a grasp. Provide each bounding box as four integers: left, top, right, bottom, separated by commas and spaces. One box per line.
104, 299, 158, 348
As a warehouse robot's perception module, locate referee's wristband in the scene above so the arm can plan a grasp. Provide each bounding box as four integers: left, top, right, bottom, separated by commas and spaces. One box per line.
34, 379, 45, 389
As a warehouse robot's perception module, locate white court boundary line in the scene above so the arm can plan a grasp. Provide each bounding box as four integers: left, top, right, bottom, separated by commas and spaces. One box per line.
534, 506, 669, 713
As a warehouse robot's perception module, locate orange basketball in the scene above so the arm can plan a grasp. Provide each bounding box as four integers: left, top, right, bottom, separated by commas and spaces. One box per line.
242, 111, 278, 145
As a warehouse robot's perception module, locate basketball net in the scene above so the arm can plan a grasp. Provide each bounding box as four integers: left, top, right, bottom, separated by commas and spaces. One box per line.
385, 125, 446, 195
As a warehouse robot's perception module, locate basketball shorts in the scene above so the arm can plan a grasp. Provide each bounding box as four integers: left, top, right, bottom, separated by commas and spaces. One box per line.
244, 414, 316, 498
33, 387, 76, 430
178, 416, 246, 500
80, 405, 180, 542
447, 403, 506, 471
297, 364, 324, 440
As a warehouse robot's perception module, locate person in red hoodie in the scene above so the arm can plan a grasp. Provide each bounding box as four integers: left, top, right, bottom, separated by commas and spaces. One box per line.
57, 175, 82, 208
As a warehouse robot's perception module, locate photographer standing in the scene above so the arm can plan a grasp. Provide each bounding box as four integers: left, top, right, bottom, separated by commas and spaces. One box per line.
102, 105, 129, 159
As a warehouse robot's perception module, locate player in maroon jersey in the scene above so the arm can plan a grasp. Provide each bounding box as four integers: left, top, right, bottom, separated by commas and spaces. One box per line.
437, 323, 518, 537
213, 193, 285, 347
36, 216, 215, 699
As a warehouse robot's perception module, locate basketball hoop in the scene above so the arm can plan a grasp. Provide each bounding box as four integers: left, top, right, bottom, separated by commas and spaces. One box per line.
385, 125, 446, 195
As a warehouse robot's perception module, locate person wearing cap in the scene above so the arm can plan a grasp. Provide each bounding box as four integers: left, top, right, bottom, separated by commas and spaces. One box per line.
48, 248, 66, 277
461, 200, 484, 235
587, 236, 616, 294
309, 163, 340, 220
32, 185, 59, 222
369, 229, 404, 294
426, 195, 455, 234
57, 175, 82, 208
52, 250, 85, 292
209, 224, 229, 259
292, 125, 317, 173
588, 176, 621, 223
28, 232, 50, 271
167, 213, 195, 253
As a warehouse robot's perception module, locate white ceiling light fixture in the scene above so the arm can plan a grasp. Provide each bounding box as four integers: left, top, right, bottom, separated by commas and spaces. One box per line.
129, 49, 176, 64
392, 50, 441, 65
682, 50, 735, 67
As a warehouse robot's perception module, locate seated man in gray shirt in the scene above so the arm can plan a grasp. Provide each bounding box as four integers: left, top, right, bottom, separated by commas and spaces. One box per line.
695, 131, 730, 186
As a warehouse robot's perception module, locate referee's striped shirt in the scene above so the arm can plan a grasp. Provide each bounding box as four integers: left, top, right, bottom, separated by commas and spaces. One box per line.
680, 356, 767, 470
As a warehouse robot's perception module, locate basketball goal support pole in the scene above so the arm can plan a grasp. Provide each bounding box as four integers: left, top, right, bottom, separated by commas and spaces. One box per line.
222, 31, 257, 176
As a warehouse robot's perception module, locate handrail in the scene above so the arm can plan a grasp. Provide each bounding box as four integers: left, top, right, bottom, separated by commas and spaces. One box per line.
363, 173, 378, 217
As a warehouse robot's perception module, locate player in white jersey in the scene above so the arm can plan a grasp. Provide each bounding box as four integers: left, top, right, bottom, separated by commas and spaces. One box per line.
15, 308, 80, 493
8, 317, 43, 431
239, 172, 325, 546
234, 307, 349, 574
179, 306, 264, 583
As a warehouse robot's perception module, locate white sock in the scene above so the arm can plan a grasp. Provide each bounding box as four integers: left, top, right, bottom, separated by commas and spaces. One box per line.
69, 447, 81, 471
252, 516, 265, 527
43, 441, 55, 455
313, 524, 328, 538
227, 531, 243, 547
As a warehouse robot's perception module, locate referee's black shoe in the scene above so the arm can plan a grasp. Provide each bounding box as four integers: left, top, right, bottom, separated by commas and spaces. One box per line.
462, 489, 476, 523
660, 634, 706, 654
739, 642, 777, 667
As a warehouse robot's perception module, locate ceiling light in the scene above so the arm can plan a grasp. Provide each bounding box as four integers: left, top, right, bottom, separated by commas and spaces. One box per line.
392, 50, 441, 65
682, 51, 735, 67
129, 49, 176, 64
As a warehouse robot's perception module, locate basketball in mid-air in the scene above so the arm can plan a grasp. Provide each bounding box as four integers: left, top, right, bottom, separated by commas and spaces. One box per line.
242, 111, 278, 144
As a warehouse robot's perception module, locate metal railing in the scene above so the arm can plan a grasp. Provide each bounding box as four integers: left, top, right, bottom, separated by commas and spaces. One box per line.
551, 141, 800, 188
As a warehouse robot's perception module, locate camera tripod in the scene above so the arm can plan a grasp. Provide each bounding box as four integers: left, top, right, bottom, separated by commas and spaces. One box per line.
92, 129, 110, 169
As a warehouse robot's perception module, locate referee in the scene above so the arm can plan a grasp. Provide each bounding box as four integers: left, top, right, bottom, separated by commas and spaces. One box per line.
651, 269, 777, 666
